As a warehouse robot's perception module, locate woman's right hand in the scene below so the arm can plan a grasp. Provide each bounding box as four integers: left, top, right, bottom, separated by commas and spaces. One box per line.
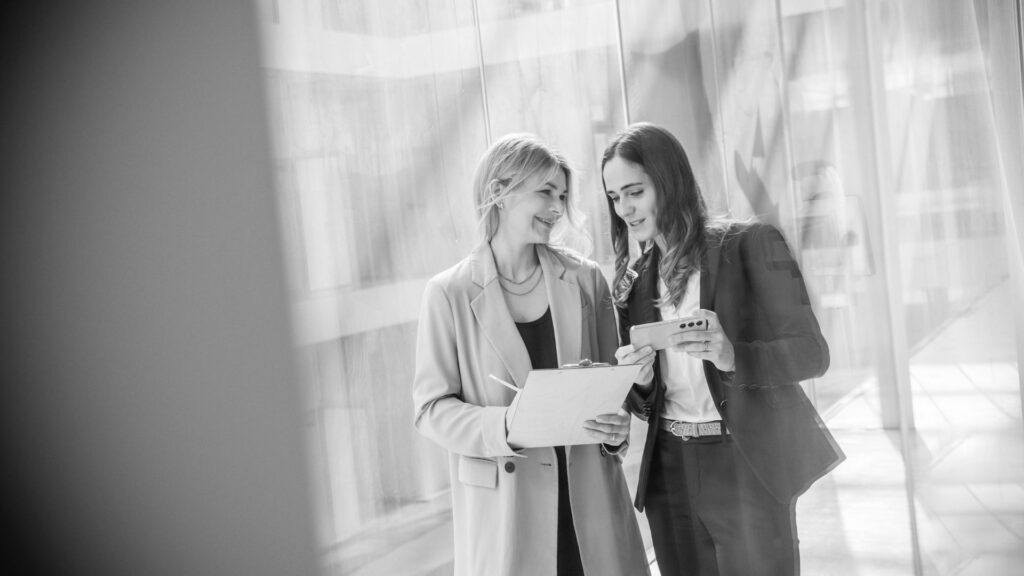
615, 344, 656, 388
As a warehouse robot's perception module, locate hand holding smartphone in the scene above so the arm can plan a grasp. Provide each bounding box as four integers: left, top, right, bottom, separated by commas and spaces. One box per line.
629, 316, 714, 351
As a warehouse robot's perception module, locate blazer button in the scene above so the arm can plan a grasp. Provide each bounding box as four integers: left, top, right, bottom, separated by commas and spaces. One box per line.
504, 462, 515, 473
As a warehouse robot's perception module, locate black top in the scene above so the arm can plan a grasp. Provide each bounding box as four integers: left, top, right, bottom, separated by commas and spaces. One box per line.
514, 307, 557, 370
514, 307, 583, 576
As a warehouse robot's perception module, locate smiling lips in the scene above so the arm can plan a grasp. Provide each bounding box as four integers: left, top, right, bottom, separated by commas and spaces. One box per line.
536, 216, 558, 227
627, 218, 646, 227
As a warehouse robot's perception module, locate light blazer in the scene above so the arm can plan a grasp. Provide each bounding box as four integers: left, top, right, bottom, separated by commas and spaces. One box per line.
621, 222, 845, 511
413, 242, 649, 576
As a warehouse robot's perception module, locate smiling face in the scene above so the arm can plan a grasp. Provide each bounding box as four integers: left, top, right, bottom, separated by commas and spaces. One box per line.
603, 155, 660, 243
495, 168, 567, 246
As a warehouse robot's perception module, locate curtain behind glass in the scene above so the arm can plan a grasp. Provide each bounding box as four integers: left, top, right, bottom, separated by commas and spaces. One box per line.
258, 0, 1024, 574
260, 1, 481, 574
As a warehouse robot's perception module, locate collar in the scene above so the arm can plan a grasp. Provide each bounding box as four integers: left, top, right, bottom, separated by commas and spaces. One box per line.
468, 242, 580, 388
632, 236, 723, 320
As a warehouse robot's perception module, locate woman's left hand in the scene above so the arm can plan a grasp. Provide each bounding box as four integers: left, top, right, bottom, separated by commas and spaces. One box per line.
583, 408, 631, 446
669, 309, 735, 372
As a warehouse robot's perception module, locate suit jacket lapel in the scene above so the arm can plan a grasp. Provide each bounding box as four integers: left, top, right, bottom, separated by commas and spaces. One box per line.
468, 243, 532, 388
701, 233, 725, 405
636, 245, 661, 325
538, 246, 580, 366
700, 236, 722, 310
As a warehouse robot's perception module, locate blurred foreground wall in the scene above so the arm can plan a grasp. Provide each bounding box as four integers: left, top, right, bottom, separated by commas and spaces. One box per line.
2, 3, 319, 575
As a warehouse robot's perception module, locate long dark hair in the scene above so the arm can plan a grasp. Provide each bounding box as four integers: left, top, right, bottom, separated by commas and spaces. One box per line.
601, 122, 710, 308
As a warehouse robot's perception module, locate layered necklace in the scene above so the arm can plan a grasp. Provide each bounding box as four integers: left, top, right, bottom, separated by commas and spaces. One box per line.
497, 265, 542, 296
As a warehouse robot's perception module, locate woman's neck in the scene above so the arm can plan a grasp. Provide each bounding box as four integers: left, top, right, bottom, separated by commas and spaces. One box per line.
653, 233, 668, 254
490, 234, 539, 281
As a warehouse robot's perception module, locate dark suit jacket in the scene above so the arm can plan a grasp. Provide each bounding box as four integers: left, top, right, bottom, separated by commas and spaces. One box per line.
621, 222, 845, 511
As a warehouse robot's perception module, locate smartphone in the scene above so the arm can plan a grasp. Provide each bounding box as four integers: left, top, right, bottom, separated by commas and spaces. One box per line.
629, 316, 712, 351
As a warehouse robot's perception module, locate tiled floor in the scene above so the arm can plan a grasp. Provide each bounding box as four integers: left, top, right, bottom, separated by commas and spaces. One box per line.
791, 283, 1024, 576
344, 284, 1022, 575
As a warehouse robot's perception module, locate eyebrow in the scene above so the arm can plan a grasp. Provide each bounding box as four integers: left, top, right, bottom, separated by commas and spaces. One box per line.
607, 182, 643, 194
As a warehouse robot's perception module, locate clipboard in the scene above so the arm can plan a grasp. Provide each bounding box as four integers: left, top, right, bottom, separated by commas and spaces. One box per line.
505, 362, 643, 448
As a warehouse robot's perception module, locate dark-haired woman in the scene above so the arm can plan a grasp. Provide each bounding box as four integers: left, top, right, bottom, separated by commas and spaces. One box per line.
600, 122, 844, 576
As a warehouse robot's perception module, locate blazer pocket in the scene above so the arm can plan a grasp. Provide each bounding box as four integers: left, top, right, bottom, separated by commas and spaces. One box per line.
458, 456, 498, 489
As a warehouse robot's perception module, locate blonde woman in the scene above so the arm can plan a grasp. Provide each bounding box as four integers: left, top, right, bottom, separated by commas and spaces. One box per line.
413, 134, 649, 576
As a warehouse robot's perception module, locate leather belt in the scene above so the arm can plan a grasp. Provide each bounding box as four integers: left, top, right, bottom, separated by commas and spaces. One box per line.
658, 419, 728, 440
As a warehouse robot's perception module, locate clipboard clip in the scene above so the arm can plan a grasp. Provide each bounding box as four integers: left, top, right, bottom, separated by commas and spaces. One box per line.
561, 358, 611, 368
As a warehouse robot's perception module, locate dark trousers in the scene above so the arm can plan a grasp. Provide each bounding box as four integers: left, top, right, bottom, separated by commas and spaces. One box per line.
646, 428, 799, 576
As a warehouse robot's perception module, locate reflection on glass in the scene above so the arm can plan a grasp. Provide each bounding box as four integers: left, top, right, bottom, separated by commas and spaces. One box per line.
260, 1, 482, 574
475, 0, 625, 264
260, 0, 627, 573
258, 0, 1024, 574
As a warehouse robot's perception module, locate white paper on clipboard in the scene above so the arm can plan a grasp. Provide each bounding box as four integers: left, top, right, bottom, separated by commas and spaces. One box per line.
505, 363, 643, 448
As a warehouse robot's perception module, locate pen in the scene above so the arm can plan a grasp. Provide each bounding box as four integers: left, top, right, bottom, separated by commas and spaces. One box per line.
488, 374, 519, 393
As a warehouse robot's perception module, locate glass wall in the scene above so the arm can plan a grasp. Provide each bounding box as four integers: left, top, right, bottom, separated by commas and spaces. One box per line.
257, 0, 1024, 574
259, 2, 482, 573
871, 2, 1024, 573
258, 1, 628, 573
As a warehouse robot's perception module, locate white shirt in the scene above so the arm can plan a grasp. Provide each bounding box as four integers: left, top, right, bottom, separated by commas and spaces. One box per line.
657, 271, 720, 422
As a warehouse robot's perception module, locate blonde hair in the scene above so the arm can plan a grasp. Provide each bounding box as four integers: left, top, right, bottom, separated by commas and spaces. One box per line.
472, 133, 590, 254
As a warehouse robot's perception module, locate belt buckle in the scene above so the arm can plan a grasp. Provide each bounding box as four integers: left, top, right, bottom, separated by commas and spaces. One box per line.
669, 421, 695, 441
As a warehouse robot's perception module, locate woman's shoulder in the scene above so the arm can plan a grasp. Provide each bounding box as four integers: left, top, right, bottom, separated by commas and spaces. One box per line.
543, 244, 612, 293
707, 218, 782, 246
707, 216, 758, 234
424, 254, 476, 295
545, 244, 600, 272
709, 220, 800, 273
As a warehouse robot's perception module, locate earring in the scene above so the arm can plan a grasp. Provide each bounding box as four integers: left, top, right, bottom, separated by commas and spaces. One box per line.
497, 201, 504, 209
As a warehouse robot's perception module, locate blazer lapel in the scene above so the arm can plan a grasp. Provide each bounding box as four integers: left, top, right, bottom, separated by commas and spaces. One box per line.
540, 247, 582, 459
636, 245, 661, 324
538, 246, 580, 366
700, 236, 722, 310
469, 243, 533, 388
701, 232, 726, 406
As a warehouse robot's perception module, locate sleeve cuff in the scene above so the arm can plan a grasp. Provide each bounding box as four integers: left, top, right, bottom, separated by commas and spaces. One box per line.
626, 383, 657, 421
600, 438, 629, 458
482, 406, 526, 457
